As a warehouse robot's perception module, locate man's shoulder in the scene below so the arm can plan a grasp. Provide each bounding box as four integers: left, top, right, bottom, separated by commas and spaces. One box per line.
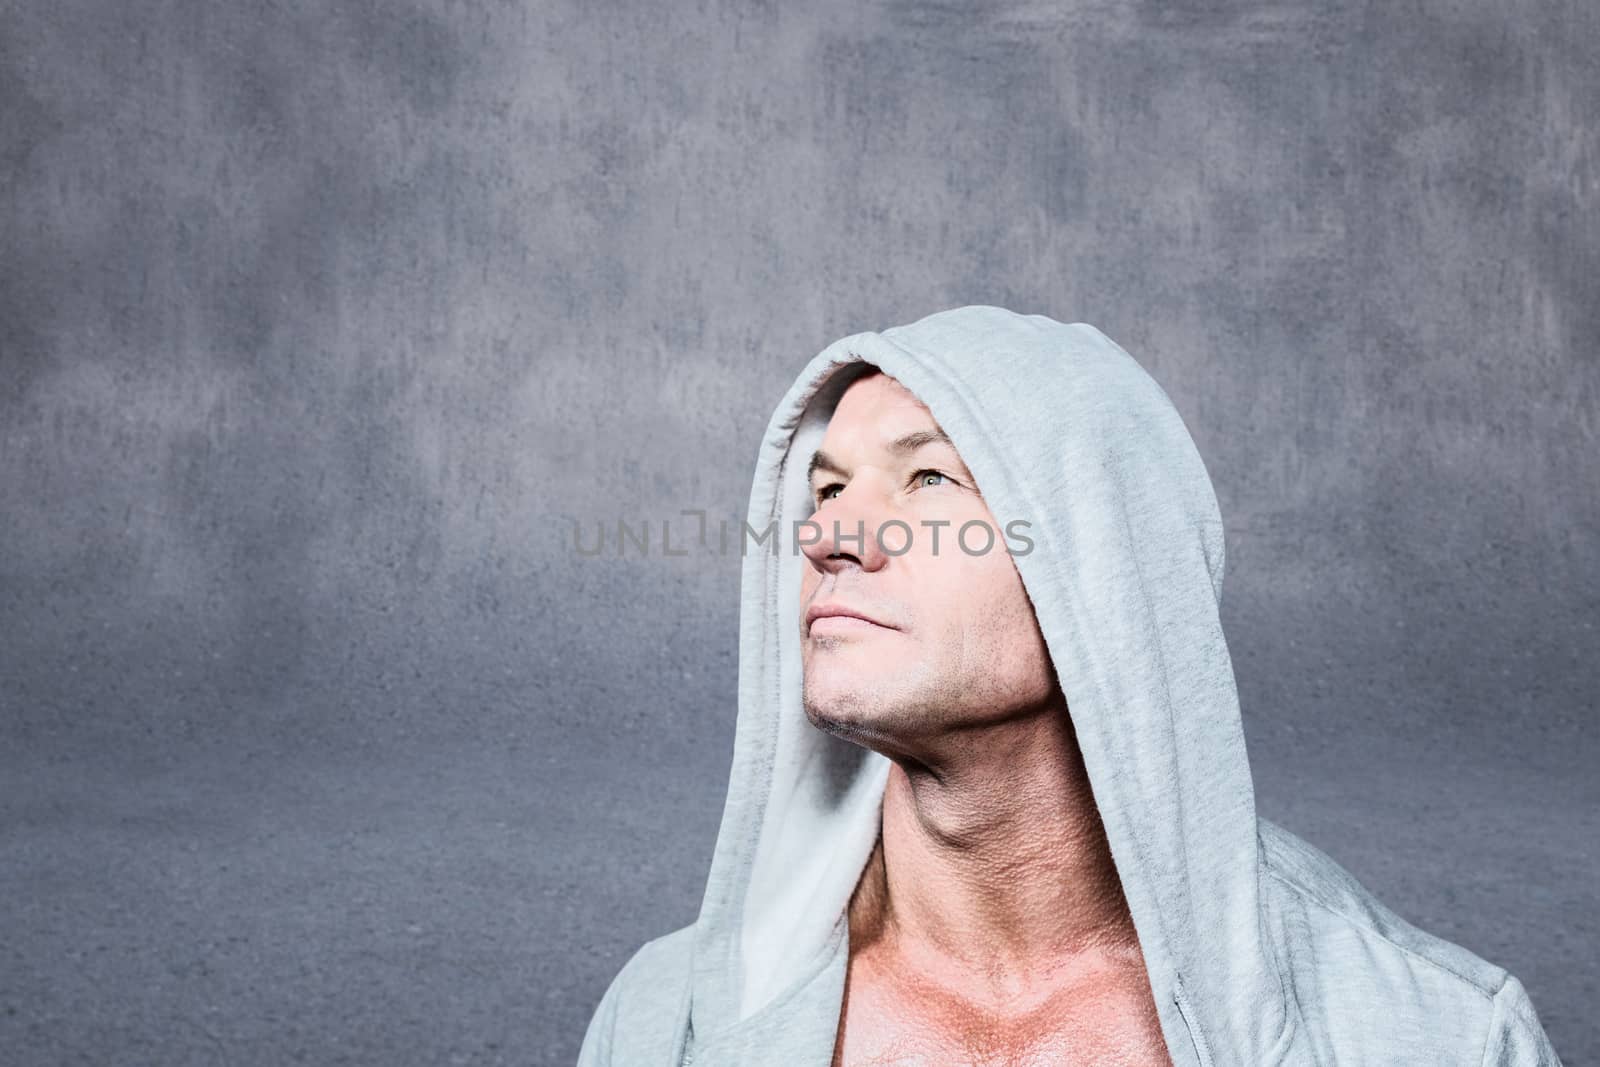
613, 923, 697, 986
1256, 817, 1562, 1063
577, 924, 696, 1067
1257, 816, 1508, 996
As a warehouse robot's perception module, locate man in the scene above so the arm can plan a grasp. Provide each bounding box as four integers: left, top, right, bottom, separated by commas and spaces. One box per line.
577, 305, 1563, 1065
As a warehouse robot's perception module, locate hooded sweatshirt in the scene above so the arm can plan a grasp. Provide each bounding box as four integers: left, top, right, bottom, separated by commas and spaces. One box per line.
576, 305, 1565, 1066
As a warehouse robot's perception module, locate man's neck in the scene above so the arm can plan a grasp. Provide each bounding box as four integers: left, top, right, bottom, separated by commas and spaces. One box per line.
847, 706, 1145, 1010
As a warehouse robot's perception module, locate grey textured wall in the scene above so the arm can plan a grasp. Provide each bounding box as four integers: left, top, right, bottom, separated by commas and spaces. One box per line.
2, 1, 1595, 1064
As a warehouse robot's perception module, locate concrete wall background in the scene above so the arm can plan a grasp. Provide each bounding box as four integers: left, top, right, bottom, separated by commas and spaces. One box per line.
2, 1, 1595, 1063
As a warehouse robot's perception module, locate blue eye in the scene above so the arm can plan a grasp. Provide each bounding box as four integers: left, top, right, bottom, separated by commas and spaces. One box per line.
911, 469, 952, 489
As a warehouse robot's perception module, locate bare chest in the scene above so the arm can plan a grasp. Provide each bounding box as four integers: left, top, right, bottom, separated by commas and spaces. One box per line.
828, 960, 1175, 1067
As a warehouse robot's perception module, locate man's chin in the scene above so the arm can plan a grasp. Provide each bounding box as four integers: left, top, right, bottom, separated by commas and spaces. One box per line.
801, 681, 903, 737
803, 706, 885, 745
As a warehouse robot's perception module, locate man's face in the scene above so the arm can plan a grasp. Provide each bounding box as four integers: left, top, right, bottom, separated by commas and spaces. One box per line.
799, 371, 1058, 751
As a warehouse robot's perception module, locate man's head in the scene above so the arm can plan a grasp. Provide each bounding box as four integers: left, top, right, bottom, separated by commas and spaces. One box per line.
799, 368, 1061, 758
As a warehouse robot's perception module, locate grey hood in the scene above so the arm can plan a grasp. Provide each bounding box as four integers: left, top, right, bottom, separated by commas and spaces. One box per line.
577, 304, 1565, 1067
686, 304, 1292, 1065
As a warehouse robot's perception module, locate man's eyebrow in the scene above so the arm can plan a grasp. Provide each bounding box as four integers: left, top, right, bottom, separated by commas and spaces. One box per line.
887, 429, 955, 456
806, 429, 964, 484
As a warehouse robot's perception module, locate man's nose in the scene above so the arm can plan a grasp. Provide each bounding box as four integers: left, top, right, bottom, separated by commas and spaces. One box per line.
800, 488, 892, 574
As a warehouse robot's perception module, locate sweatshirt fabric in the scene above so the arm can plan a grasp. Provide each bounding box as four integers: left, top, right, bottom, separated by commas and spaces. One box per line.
576, 305, 1565, 1066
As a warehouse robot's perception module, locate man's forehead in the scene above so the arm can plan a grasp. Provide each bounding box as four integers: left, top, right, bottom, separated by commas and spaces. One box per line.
823, 372, 940, 442
809, 374, 971, 482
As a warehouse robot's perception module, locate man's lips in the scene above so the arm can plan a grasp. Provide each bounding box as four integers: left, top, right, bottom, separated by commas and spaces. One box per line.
805, 602, 897, 635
